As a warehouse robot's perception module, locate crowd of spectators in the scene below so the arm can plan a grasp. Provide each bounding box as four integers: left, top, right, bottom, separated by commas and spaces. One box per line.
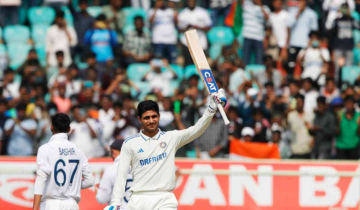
1, 0, 360, 160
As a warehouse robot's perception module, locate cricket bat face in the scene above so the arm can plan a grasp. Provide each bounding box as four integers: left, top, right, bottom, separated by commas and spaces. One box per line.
185, 30, 219, 94
185, 29, 230, 125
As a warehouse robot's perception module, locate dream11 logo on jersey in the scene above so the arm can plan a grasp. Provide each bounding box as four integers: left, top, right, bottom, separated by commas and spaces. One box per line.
200, 70, 218, 93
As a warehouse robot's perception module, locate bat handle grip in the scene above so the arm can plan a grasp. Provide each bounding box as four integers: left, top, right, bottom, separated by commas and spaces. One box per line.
217, 104, 230, 125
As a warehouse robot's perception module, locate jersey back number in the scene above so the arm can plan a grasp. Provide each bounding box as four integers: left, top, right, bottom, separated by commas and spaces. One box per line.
54, 159, 79, 187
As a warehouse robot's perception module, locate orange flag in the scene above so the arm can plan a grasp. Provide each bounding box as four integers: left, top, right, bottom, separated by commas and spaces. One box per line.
230, 139, 280, 159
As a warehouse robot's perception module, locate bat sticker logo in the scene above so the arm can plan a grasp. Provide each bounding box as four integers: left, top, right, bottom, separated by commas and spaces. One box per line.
200, 69, 219, 93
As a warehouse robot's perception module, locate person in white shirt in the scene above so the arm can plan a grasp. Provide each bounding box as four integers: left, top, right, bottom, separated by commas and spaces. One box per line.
108, 89, 227, 209
46, 10, 77, 68
297, 31, 330, 86
96, 140, 132, 208
178, 0, 212, 66
148, 0, 178, 63
300, 77, 319, 114
69, 106, 105, 158
142, 59, 178, 97
269, 0, 289, 61
33, 113, 94, 210
323, 0, 355, 30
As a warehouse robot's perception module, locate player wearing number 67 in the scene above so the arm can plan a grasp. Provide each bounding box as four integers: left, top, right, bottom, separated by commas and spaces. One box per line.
110, 93, 227, 209
33, 113, 95, 210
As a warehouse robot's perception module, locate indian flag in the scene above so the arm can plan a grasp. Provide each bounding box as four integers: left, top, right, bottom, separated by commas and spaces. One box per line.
229, 139, 281, 159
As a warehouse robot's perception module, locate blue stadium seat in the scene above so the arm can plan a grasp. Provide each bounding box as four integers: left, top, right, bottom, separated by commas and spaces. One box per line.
209, 44, 222, 61
342, 66, 360, 85
32, 25, 49, 45
4, 25, 30, 44
7, 43, 31, 69
122, 7, 147, 26
0, 27, 2, 40
127, 63, 151, 82
62, 6, 74, 26
28, 7, 55, 26
354, 48, 360, 65
0, 44, 6, 55
87, 6, 102, 18
35, 44, 47, 67
207, 26, 234, 45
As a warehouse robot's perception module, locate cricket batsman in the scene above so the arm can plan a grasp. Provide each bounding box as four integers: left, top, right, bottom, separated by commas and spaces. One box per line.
108, 89, 227, 209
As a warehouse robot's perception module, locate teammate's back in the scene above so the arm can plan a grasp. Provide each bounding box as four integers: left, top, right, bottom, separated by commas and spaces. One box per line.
33, 114, 94, 210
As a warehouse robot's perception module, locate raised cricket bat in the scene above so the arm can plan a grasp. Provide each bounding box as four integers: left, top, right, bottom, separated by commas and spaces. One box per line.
185, 29, 230, 125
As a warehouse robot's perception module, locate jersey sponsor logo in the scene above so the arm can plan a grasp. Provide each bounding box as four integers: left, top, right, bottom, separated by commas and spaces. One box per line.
159, 142, 167, 148
137, 148, 144, 153
59, 148, 76, 156
139, 152, 167, 166
200, 69, 218, 93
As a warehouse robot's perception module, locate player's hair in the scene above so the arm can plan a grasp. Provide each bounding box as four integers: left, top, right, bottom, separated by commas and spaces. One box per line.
137, 100, 159, 118
51, 113, 71, 133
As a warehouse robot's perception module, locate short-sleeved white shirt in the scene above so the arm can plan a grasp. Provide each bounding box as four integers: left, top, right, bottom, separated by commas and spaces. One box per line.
34, 133, 93, 202
178, 7, 212, 50
148, 8, 177, 44
269, 10, 289, 48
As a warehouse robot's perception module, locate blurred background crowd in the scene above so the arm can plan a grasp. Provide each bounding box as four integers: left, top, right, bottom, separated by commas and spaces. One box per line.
1, 0, 360, 160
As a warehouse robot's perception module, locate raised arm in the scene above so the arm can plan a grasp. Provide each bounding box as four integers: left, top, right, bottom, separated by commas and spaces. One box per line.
110, 143, 132, 206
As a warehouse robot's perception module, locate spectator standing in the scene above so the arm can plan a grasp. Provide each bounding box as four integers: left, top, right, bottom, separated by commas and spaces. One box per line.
0, 0, 21, 26
336, 96, 360, 159
310, 96, 337, 159
46, 11, 77, 68
4, 103, 37, 156
323, 0, 355, 30
297, 31, 330, 86
69, 106, 105, 158
268, 0, 289, 62
178, 0, 212, 67
142, 59, 178, 97
330, 3, 360, 85
84, 14, 118, 64
122, 16, 152, 66
227, 106, 243, 139
209, 0, 233, 26
286, 0, 318, 76
195, 115, 228, 159
242, 0, 270, 65
102, 0, 126, 46
287, 94, 314, 159
69, 0, 95, 62
148, 0, 178, 63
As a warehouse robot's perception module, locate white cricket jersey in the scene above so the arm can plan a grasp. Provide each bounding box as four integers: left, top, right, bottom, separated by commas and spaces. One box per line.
110, 107, 216, 206
34, 133, 95, 203
96, 155, 132, 208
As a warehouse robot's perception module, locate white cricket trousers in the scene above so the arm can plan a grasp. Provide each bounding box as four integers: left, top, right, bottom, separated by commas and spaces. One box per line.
40, 199, 79, 210
128, 192, 178, 210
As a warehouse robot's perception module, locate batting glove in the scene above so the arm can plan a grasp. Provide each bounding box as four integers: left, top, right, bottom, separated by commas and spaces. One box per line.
209, 88, 227, 110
